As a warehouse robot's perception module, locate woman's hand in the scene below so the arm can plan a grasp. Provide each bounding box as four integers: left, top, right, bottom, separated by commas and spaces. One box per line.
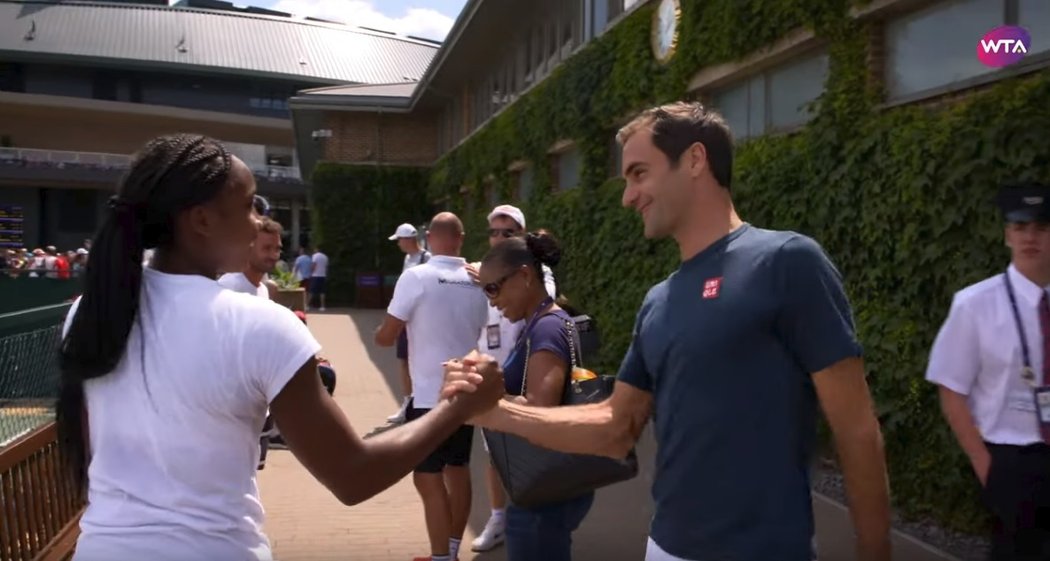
464, 262, 481, 285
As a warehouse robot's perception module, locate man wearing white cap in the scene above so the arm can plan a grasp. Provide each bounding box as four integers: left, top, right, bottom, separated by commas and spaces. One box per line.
387, 222, 432, 424
466, 204, 557, 552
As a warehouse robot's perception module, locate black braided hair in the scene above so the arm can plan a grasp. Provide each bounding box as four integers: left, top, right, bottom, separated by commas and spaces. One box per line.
56, 134, 232, 488
481, 229, 561, 280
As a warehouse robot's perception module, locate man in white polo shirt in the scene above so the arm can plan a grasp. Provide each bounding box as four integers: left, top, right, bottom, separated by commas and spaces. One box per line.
375, 212, 488, 561
387, 222, 432, 424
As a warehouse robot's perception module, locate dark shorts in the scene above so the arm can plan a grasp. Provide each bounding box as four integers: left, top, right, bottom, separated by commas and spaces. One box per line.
309, 276, 326, 295
396, 330, 409, 360
404, 399, 473, 473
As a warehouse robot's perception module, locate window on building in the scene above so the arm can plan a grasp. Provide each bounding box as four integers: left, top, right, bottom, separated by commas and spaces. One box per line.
885, 0, 1050, 100
486, 180, 499, 207
249, 84, 291, 112
554, 18, 562, 64
1020, 0, 1050, 54
768, 53, 828, 129
517, 165, 534, 200
530, 26, 544, 81
0, 63, 24, 93
551, 144, 581, 191
592, 0, 626, 38
710, 51, 828, 141
562, 2, 575, 52
265, 147, 294, 168
249, 96, 289, 111
92, 72, 118, 101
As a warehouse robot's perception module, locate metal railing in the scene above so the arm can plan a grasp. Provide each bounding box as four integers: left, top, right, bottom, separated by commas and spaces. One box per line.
0, 303, 69, 446
0, 302, 82, 561
0, 148, 129, 170
0, 147, 301, 181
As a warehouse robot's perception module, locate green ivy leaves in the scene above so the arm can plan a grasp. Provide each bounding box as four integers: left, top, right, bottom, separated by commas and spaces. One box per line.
311, 164, 432, 304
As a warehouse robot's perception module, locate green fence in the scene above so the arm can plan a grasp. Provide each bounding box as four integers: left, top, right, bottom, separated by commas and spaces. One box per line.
0, 303, 70, 447
0, 274, 80, 315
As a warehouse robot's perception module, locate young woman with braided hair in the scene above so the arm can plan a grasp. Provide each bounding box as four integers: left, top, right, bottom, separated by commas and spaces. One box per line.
57, 134, 504, 561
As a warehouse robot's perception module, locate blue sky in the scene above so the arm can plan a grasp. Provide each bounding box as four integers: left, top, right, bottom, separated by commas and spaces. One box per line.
253, 0, 468, 41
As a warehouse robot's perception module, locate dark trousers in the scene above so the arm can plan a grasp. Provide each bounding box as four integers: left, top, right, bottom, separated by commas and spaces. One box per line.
505, 492, 594, 561
983, 442, 1050, 561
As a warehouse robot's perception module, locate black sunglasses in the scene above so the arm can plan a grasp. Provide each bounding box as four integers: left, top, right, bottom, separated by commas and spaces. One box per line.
488, 228, 520, 239
253, 194, 271, 217
483, 269, 519, 299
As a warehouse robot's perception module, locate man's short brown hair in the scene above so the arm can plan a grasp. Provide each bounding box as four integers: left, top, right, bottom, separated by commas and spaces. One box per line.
616, 101, 734, 190
258, 216, 283, 236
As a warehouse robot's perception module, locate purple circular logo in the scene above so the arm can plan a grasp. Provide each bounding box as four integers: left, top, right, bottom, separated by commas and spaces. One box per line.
977, 26, 1031, 68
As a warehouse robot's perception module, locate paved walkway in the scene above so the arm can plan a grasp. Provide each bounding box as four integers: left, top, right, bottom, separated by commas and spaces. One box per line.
258, 309, 960, 561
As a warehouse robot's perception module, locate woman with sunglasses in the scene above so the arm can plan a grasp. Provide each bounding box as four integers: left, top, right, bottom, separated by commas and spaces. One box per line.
57, 134, 503, 561
476, 229, 594, 561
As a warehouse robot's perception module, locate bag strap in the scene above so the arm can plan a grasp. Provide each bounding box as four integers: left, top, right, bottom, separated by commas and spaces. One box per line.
520, 314, 581, 396
565, 318, 581, 369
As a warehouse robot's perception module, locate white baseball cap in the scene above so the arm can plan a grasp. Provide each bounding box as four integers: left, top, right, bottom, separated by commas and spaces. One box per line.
388, 223, 418, 240
487, 204, 526, 230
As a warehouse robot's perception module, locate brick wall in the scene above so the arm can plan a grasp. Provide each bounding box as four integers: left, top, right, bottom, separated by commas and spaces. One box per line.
322, 110, 438, 166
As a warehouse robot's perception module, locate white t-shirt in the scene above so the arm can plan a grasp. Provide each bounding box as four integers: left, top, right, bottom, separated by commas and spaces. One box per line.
477, 264, 557, 367
387, 255, 488, 408
311, 252, 328, 278
218, 272, 270, 300
925, 264, 1048, 445
63, 268, 321, 561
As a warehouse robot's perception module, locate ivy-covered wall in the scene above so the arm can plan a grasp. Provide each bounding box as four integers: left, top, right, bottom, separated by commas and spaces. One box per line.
418, 0, 1050, 535
311, 164, 431, 305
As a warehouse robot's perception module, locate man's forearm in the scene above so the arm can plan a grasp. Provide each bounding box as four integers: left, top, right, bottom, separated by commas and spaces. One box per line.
347, 401, 468, 504
478, 399, 632, 458
834, 424, 892, 559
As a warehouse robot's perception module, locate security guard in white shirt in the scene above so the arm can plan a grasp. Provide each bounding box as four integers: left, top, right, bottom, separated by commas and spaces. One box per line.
926, 182, 1050, 561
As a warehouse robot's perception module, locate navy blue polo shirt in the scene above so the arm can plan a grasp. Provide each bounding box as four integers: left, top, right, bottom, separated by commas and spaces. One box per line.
618, 224, 861, 561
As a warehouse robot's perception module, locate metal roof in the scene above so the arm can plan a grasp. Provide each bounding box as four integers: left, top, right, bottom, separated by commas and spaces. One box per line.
290, 82, 416, 111
298, 82, 417, 98
0, 0, 439, 85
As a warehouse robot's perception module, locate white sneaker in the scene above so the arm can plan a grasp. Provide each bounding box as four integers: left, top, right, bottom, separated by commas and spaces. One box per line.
471, 516, 505, 552
386, 398, 409, 424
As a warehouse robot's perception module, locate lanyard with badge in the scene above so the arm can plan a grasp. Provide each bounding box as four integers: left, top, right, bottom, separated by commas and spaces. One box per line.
1002, 271, 1050, 428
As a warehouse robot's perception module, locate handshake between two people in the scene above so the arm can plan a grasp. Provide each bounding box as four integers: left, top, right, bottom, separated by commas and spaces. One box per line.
441, 350, 515, 425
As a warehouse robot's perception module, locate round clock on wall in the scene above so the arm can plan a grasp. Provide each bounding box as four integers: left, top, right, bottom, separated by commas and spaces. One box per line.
651, 0, 681, 64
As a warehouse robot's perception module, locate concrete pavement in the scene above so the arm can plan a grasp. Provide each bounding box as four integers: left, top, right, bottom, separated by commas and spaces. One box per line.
257, 309, 960, 561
